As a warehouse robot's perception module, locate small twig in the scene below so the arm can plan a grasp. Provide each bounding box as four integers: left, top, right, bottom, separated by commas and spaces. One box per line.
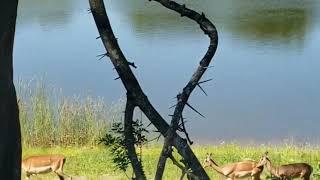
186, 102, 205, 118
97, 52, 109, 60
200, 65, 214, 69
177, 127, 184, 132
128, 61, 137, 68
123, 172, 131, 180
146, 122, 153, 127
169, 104, 177, 109
198, 78, 213, 84
146, 134, 162, 144
180, 115, 193, 145
197, 84, 208, 96
178, 120, 188, 128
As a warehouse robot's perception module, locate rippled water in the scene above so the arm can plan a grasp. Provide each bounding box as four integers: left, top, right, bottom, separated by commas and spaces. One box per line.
15, 0, 320, 144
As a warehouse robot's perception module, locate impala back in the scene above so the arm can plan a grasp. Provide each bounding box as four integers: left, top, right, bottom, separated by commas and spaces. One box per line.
22, 155, 65, 174
279, 163, 313, 177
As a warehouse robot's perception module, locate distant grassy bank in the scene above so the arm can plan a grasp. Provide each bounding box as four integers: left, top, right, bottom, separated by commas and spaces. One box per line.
17, 79, 124, 147
23, 144, 320, 179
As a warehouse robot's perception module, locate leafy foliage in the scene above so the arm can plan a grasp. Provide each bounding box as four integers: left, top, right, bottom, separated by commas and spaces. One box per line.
100, 119, 149, 172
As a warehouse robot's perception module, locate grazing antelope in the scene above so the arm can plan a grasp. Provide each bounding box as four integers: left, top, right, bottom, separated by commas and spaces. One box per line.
22, 154, 71, 180
257, 152, 313, 180
203, 153, 264, 180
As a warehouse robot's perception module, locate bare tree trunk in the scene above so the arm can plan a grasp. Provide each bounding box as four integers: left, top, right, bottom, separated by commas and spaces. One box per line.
0, 0, 22, 179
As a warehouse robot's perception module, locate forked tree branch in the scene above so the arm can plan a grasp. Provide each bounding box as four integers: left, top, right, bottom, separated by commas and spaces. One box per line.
150, 0, 218, 179
88, 0, 217, 179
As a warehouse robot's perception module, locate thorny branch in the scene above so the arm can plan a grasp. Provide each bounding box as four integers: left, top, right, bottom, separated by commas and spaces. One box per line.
88, 0, 217, 179
150, 0, 218, 179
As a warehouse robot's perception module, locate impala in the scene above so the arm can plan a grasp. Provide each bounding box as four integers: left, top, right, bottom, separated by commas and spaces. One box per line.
203, 153, 264, 180
258, 152, 313, 180
21, 154, 71, 180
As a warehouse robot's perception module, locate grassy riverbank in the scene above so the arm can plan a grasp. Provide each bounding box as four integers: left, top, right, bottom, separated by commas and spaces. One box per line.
17, 80, 320, 179
22, 144, 320, 179
17, 79, 124, 147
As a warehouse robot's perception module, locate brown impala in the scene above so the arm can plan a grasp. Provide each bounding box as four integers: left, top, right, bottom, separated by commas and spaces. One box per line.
203, 153, 264, 180
257, 152, 313, 180
21, 154, 71, 180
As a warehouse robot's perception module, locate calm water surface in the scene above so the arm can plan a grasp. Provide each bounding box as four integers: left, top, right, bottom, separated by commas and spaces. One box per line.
15, 0, 320, 144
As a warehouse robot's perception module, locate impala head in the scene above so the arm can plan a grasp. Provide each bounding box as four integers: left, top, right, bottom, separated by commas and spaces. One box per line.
203, 153, 219, 168
257, 151, 270, 167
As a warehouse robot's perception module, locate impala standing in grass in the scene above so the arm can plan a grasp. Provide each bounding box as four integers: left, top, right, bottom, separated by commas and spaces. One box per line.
203, 153, 264, 180
258, 151, 313, 180
21, 154, 71, 180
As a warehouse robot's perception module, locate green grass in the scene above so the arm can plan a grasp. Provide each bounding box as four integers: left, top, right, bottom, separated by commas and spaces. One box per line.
17, 79, 124, 147
22, 144, 320, 179
16, 79, 320, 179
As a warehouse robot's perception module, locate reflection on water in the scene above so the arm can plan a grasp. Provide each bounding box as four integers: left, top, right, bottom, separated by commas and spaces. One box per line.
17, 0, 86, 30
126, 0, 314, 48
14, 0, 320, 144
234, 8, 309, 45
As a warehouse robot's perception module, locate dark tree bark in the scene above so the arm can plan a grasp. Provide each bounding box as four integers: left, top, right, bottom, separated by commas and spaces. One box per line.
124, 94, 146, 179
152, 1, 218, 179
0, 0, 22, 179
88, 0, 217, 179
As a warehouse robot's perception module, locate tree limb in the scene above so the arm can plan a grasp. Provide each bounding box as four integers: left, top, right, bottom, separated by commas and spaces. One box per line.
151, 0, 218, 179
88, 0, 216, 179
124, 94, 146, 179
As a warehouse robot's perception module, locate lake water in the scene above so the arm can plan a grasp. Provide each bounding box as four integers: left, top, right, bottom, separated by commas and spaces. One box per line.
15, 0, 320, 144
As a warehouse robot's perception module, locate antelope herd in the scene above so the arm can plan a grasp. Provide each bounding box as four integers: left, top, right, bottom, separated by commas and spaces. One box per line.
203, 151, 313, 180
21, 151, 313, 180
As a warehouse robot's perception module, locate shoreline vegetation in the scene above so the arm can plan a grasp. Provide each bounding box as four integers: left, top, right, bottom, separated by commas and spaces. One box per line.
18, 80, 320, 179
23, 145, 320, 179
17, 79, 124, 147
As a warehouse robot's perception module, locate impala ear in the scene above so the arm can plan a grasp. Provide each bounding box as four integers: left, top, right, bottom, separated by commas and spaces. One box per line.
264, 151, 269, 156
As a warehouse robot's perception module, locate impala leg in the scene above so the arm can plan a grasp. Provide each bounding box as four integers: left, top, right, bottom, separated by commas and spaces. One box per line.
301, 173, 311, 180
55, 170, 71, 180
25, 173, 31, 180
252, 175, 261, 180
280, 176, 286, 180
53, 158, 71, 180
